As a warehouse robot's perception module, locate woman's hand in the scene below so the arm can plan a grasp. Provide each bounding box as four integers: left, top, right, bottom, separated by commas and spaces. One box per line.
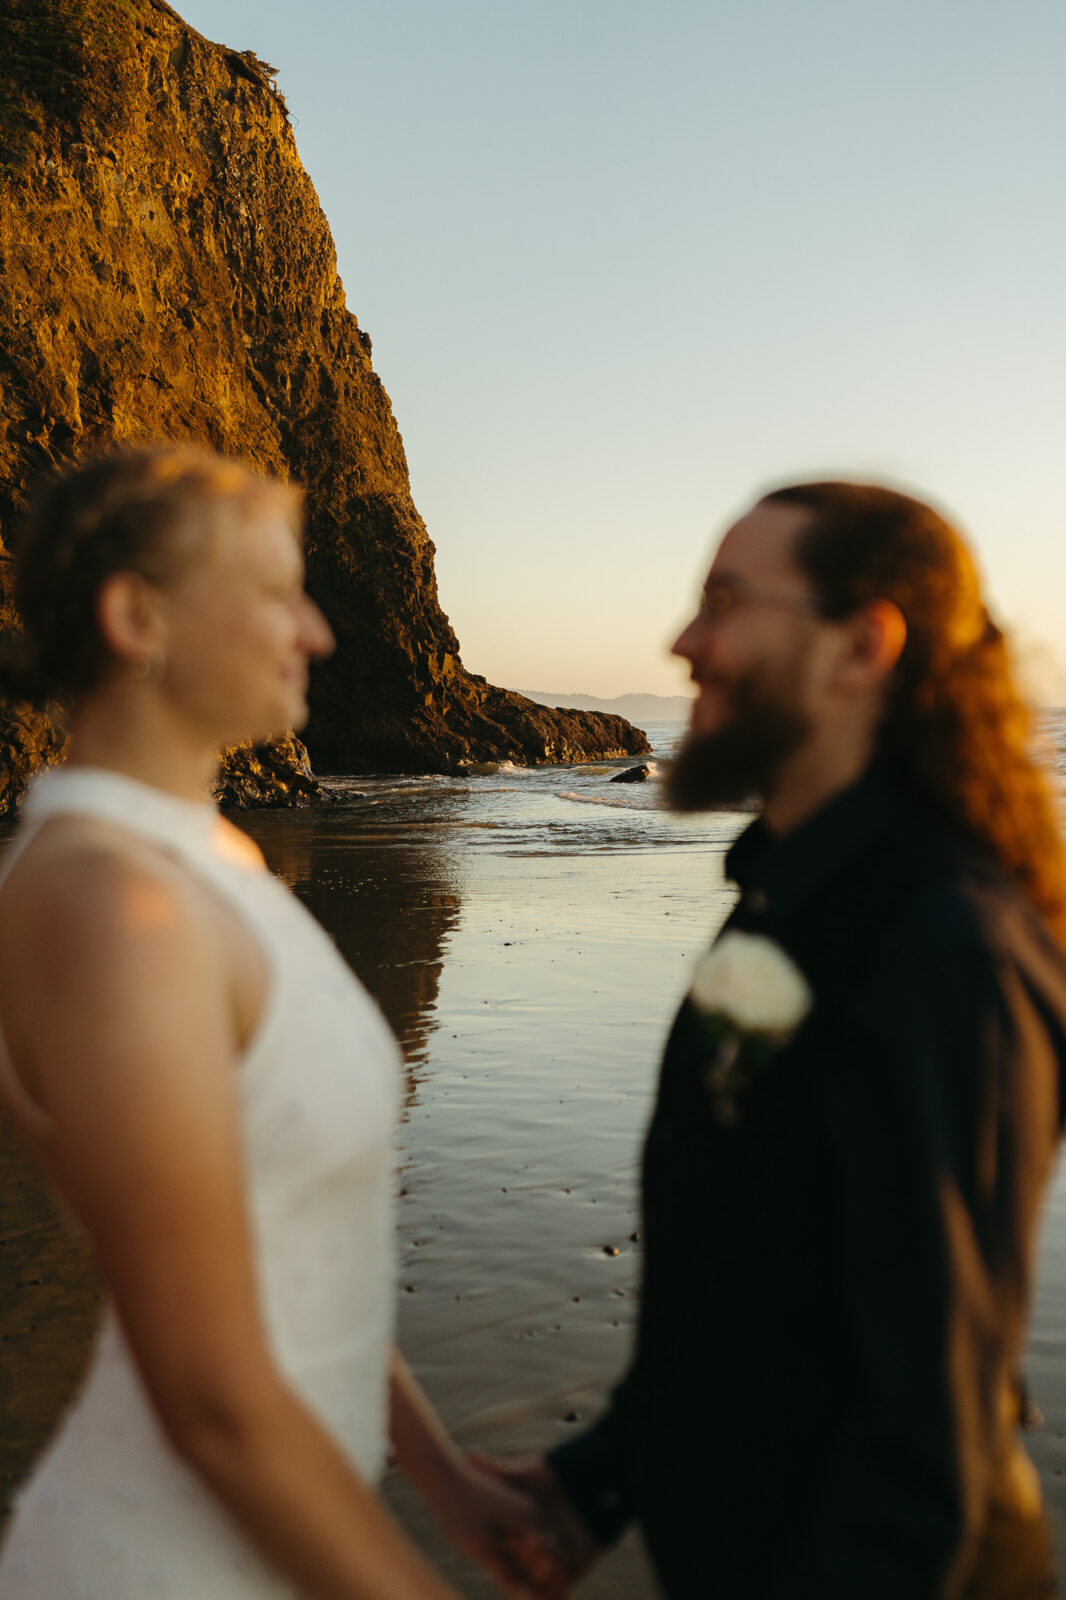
427, 1452, 568, 1597
466, 1453, 603, 1593
387, 1351, 569, 1595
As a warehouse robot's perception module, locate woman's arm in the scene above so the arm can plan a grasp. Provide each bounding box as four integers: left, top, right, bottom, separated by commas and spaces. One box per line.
0, 842, 460, 1600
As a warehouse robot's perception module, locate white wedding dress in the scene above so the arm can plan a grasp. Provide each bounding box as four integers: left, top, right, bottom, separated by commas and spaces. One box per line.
0, 766, 401, 1598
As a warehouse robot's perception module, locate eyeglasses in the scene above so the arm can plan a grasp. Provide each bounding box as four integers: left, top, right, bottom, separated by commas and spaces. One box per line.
696, 576, 823, 624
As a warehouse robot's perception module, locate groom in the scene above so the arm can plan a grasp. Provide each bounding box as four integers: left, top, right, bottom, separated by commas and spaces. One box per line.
495, 483, 1066, 1597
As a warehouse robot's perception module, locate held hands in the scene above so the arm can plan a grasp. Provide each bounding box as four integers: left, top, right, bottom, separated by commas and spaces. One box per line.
462, 1452, 602, 1596
386, 1353, 598, 1596
428, 1452, 568, 1596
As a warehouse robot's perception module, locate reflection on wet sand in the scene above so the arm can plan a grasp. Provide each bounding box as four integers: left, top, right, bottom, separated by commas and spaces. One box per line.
243, 807, 462, 1099
0, 806, 460, 1519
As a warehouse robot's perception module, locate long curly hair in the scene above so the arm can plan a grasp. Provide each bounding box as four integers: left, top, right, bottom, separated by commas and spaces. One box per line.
762, 481, 1066, 946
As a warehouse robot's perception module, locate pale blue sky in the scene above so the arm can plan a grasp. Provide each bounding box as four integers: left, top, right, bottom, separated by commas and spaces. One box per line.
179, 0, 1066, 699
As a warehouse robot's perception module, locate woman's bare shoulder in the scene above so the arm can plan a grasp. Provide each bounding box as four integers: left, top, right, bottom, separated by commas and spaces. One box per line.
0, 819, 227, 1015
0, 815, 191, 932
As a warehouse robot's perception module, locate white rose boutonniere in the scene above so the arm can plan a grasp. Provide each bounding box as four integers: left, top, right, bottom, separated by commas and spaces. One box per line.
688, 930, 813, 1126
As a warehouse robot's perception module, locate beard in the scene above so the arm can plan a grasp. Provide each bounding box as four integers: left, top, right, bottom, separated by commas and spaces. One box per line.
666, 666, 812, 813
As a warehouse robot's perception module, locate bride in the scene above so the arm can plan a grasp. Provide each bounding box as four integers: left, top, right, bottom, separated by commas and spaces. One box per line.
0, 447, 550, 1598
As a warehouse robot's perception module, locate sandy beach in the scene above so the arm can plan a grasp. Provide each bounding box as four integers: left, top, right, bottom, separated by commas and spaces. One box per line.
3, 744, 1066, 1595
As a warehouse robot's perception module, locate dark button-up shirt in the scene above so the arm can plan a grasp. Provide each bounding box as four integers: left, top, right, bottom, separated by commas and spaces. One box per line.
549, 768, 1066, 1598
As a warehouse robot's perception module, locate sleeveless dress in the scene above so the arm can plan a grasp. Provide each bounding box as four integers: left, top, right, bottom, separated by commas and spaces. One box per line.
0, 765, 402, 1598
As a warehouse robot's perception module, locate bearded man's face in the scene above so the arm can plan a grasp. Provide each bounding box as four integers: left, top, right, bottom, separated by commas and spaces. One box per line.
667, 501, 823, 813
666, 658, 813, 811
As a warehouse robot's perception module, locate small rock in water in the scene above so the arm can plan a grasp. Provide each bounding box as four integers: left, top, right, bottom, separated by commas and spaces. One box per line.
448, 760, 501, 777
603, 1244, 620, 1257
610, 763, 652, 784
629, 1231, 640, 1242
564, 1410, 583, 1423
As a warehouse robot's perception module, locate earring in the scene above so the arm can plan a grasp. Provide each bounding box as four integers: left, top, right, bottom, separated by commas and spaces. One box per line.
131, 656, 164, 680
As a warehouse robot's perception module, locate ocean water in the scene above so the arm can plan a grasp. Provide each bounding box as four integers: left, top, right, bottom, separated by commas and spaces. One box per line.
5, 715, 1066, 1595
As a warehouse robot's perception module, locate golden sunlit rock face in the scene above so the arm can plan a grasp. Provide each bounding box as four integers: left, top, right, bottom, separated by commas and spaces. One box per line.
0, 0, 649, 805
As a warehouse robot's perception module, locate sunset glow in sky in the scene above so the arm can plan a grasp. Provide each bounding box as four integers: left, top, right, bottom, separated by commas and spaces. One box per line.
180, 0, 1066, 701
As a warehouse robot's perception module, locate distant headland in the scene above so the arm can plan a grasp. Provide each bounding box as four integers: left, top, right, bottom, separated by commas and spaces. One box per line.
521, 691, 693, 723
0, 0, 650, 809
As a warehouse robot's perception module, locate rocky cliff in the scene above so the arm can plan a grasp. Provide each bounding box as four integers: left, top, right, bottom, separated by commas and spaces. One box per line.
0, 0, 650, 806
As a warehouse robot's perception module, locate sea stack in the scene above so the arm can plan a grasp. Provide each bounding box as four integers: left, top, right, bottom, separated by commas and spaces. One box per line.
0, 0, 650, 807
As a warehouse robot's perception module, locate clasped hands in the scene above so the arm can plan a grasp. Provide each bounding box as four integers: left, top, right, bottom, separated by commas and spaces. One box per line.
433, 1451, 601, 1598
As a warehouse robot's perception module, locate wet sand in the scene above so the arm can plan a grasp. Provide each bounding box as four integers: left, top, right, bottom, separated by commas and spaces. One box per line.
3, 785, 1066, 1595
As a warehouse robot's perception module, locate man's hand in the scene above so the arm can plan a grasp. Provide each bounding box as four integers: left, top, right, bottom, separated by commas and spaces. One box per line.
466, 1452, 603, 1594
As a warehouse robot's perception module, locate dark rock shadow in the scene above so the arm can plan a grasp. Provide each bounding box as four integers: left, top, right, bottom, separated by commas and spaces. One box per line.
238, 805, 461, 1102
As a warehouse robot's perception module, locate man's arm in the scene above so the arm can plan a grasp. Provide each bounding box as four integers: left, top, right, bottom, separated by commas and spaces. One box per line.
775, 890, 1061, 1598
544, 1366, 638, 1547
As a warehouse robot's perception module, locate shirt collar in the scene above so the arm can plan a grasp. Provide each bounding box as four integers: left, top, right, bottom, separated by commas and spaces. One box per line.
725, 765, 907, 924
